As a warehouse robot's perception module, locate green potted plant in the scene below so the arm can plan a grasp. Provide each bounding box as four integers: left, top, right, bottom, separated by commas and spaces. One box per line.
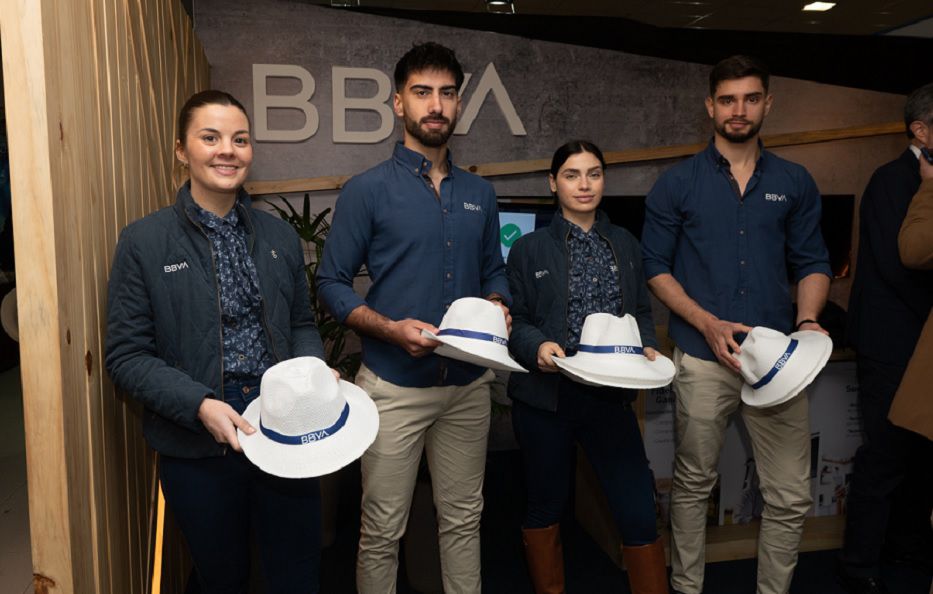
267, 193, 361, 549
267, 193, 361, 379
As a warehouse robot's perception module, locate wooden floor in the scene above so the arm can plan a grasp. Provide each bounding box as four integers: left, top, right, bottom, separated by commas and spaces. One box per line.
706, 515, 845, 561
575, 441, 846, 567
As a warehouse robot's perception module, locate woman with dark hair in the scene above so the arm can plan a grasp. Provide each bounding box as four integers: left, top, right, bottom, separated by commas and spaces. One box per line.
507, 141, 669, 593
105, 90, 325, 593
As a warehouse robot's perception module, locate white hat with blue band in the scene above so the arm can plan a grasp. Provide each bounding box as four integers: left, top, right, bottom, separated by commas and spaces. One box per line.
733, 326, 833, 408
239, 356, 379, 478
421, 297, 528, 373
552, 313, 675, 389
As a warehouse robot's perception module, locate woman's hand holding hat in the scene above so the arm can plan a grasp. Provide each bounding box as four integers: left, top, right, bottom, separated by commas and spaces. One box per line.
537, 341, 565, 373
198, 397, 255, 452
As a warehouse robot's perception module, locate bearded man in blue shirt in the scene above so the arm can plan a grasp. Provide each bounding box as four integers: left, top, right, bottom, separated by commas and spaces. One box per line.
642, 55, 832, 594
317, 42, 510, 594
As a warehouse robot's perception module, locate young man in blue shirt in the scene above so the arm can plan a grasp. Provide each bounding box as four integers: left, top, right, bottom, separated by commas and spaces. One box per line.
642, 55, 832, 594
317, 42, 510, 594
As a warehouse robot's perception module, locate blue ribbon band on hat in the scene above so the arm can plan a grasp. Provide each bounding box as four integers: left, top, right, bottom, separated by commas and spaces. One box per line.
750, 339, 799, 390
576, 344, 644, 355
260, 402, 350, 445
437, 328, 508, 347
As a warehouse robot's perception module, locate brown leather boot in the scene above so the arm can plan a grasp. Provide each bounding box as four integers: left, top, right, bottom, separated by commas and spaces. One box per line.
622, 538, 670, 594
522, 524, 565, 594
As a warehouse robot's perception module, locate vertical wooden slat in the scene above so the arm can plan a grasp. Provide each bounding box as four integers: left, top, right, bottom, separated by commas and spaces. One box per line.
0, 2, 74, 589
93, 2, 121, 593
0, 0, 208, 591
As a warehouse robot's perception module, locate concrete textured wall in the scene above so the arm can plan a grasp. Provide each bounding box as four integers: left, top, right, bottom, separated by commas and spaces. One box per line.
195, 0, 910, 308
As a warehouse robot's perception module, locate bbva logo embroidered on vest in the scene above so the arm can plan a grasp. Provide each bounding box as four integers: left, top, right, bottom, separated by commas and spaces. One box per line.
163, 261, 190, 273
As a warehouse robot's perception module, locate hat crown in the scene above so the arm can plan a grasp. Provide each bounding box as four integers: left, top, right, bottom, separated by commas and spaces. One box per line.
259, 357, 345, 436
736, 327, 796, 385
578, 313, 643, 348
438, 297, 507, 338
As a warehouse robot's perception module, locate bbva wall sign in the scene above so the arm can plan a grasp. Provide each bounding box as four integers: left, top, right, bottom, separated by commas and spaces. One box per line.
252, 62, 527, 143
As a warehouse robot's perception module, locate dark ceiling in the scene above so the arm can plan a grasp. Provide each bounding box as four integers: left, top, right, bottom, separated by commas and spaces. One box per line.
184, 1, 933, 94
307, 0, 933, 36
343, 4, 933, 94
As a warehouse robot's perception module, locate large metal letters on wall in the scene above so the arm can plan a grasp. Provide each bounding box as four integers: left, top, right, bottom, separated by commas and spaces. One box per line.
254, 63, 526, 143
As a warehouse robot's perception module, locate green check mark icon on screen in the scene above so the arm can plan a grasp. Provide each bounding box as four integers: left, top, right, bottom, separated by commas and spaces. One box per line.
500, 223, 522, 248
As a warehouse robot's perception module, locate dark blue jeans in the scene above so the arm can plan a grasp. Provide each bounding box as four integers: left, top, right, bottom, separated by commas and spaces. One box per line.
511, 376, 659, 545
159, 380, 321, 593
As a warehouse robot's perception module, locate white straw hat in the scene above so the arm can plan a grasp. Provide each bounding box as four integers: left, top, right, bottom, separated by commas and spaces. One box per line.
553, 313, 675, 389
421, 297, 528, 373
733, 327, 833, 408
239, 357, 379, 478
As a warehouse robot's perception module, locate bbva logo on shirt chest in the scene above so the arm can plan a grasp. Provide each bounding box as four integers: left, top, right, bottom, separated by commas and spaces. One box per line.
163, 261, 189, 273
764, 193, 787, 202
462, 201, 483, 212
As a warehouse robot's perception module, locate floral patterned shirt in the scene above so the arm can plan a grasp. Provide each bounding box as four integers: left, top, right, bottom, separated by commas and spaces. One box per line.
189, 201, 274, 381
565, 217, 622, 351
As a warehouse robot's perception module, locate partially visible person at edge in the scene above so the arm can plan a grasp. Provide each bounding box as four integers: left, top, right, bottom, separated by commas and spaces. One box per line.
105, 90, 326, 593
641, 55, 832, 594
840, 82, 933, 594
890, 137, 933, 444
506, 140, 669, 594
316, 42, 510, 594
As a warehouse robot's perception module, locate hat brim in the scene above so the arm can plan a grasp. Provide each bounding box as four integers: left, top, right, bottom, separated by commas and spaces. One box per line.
741, 331, 833, 408
421, 329, 528, 373
553, 353, 675, 389
238, 380, 379, 478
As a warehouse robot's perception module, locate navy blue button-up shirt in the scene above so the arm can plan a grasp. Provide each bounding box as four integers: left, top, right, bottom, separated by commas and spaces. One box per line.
317, 142, 510, 387
642, 141, 832, 362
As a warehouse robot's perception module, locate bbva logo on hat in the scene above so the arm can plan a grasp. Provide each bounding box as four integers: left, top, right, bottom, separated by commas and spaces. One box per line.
733, 327, 833, 408
553, 313, 675, 389
238, 357, 379, 478
421, 297, 528, 373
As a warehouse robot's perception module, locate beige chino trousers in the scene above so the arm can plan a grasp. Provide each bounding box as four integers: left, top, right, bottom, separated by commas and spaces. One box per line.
669, 349, 812, 594
355, 364, 494, 594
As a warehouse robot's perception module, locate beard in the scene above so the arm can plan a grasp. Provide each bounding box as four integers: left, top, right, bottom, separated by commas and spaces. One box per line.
715, 117, 763, 144
404, 113, 457, 148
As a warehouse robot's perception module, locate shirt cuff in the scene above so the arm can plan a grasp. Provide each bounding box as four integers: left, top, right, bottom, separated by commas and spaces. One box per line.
326, 291, 367, 323
643, 261, 671, 280
793, 262, 833, 283
482, 280, 512, 307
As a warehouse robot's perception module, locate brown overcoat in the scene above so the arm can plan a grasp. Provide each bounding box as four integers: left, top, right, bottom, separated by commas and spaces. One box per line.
889, 177, 933, 440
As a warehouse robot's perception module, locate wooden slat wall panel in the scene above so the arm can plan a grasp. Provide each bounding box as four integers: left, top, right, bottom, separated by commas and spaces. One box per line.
0, 0, 208, 592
